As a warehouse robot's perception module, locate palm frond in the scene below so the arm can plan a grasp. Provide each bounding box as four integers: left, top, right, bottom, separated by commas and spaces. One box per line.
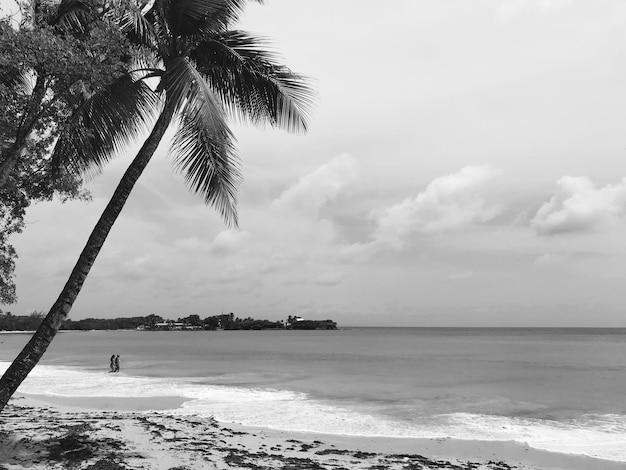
162, 0, 263, 36
161, 56, 230, 137
163, 56, 241, 226
52, 74, 160, 179
52, 0, 95, 33
191, 31, 315, 134
172, 108, 241, 227
119, 4, 156, 46
0, 67, 32, 96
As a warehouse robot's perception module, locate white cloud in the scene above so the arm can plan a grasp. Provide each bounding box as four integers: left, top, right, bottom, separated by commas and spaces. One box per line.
282, 271, 344, 286
531, 176, 626, 235
182, 154, 360, 291
272, 153, 357, 216
369, 165, 501, 250
534, 253, 568, 267
174, 237, 204, 252
314, 271, 344, 286
173, 230, 250, 257
496, 0, 571, 22
214, 264, 247, 283
339, 240, 383, 262
209, 230, 250, 255
538, 0, 571, 8
120, 256, 151, 280
448, 271, 475, 281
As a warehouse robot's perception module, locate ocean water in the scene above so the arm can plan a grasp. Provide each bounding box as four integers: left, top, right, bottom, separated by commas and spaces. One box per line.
1, 327, 625, 461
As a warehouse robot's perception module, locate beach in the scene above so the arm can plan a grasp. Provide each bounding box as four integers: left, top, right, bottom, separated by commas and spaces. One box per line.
1, 394, 623, 470
1, 328, 625, 469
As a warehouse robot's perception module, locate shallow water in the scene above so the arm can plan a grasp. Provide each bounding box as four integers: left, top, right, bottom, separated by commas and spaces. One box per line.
1, 327, 625, 461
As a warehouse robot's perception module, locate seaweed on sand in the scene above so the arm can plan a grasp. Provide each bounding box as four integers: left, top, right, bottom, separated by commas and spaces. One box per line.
47, 426, 95, 462
85, 458, 129, 470
44, 423, 129, 468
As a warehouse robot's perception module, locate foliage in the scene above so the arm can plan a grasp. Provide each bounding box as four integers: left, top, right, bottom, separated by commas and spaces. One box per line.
0, 310, 42, 330
0, 311, 338, 331
0, 312, 160, 331
202, 313, 283, 330
61, 316, 150, 330
289, 319, 337, 330
0, 0, 315, 414
0, 1, 148, 304
0, 150, 91, 303
57, 0, 315, 227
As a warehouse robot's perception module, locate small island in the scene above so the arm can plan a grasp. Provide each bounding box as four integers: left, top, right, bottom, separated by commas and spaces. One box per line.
0, 311, 337, 332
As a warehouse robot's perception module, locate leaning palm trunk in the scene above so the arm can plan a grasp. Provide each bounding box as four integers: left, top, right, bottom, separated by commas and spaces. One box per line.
0, 0, 314, 414
0, 100, 176, 412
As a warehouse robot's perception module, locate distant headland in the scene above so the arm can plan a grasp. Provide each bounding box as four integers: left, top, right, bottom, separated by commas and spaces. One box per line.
0, 312, 337, 332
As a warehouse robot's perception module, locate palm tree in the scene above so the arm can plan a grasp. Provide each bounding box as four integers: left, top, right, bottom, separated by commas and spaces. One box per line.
0, 0, 140, 188
0, 0, 314, 412
0, 0, 153, 303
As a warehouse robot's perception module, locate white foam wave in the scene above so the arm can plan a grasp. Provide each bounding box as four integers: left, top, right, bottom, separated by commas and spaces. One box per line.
443, 412, 626, 462
2, 362, 625, 462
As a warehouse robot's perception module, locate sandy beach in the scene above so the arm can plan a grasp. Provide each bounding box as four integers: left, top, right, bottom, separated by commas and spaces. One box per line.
0, 395, 622, 470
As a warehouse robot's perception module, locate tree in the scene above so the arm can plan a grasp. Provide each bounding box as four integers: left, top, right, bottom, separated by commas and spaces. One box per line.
144, 313, 163, 329
180, 314, 201, 326
0, 0, 147, 303
0, 0, 313, 412
0, 0, 144, 186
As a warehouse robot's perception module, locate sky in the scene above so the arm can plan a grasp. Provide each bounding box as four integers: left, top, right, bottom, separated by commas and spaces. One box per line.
4, 0, 626, 326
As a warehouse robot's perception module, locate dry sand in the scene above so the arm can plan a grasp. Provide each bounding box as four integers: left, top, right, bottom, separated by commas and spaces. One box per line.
0, 395, 623, 470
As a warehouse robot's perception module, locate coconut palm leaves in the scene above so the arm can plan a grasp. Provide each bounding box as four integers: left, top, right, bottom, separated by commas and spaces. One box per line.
57, 0, 314, 225
52, 75, 159, 180
192, 30, 314, 133
0, 0, 314, 412
164, 56, 241, 224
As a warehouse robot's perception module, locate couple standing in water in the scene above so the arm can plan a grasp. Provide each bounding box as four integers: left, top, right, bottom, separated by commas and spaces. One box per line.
109, 354, 120, 373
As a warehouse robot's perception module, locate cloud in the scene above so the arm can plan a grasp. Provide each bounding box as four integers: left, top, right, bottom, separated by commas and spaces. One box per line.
173, 230, 250, 257
214, 264, 247, 283
314, 271, 344, 285
448, 271, 474, 281
534, 253, 568, 267
172, 154, 360, 292
496, 0, 572, 22
209, 230, 250, 255
369, 165, 501, 250
283, 271, 344, 286
272, 153, 357, 216
120, 256, 151, 280
531, 176, 626, 235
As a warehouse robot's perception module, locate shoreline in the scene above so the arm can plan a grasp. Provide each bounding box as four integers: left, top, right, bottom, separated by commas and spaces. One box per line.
0, 394, 622, 470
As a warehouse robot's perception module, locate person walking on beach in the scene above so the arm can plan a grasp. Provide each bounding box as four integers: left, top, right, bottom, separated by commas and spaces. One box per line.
114, 355, 120, 373
109, 354, 116, 373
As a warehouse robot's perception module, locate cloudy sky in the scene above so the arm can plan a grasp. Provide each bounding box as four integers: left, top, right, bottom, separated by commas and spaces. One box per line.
6, 0, 626, 326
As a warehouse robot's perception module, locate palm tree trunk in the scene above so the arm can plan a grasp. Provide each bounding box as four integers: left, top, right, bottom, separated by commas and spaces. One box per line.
0, 99, 176, 413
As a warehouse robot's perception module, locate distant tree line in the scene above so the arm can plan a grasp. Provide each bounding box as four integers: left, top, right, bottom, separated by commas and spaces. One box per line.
62, 316, 149, 331
0, 311, 337, 331
200, 313, 284, 330
0, 311, 152, 331
0, 311, 44, 331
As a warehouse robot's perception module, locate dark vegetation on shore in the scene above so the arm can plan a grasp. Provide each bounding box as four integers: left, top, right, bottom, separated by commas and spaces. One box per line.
0, 312, 337, 332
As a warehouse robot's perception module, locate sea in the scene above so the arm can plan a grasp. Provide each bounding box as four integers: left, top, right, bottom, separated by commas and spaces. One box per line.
1, 327, 625, 462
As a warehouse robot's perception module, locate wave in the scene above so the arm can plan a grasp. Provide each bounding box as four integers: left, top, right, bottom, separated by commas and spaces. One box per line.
1, 362, 625, 462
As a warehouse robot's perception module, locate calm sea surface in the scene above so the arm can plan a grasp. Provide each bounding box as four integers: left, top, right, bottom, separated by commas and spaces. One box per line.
1, 327, 625, 461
